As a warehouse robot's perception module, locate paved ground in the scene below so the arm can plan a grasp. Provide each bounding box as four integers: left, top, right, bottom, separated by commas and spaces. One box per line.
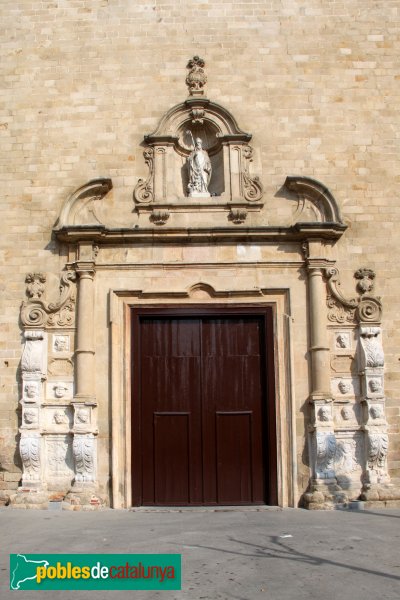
1, 506, 400, 600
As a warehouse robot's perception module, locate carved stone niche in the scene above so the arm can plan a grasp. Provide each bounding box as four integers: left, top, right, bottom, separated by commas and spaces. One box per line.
133, 98, 264, 223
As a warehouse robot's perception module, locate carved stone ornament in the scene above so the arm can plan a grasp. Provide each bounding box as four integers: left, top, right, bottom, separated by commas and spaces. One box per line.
72, 434, 95, 484
48, 358, 73, 378
133, 65, 263, 209
314, 431, 336, 479
187, 135, 212, 196
23, 381, 39, 402
25, 273, 46, 300
335, 332, 351, 349
186, 56, 207, 96
23, 407, 39, 426
359, 327, 384, 368
325, 267, 357, 323
47, 435, 73, 477
21, 271, 77, 328
229, 208, 248, 224
325, 267, 382, 324
367, 433, 388, 471
241, 145, 263, 202
53, 410, 69, 425
21, 330, 46, 376
20, 434, 41, 483
335, 438, 361, 475
150, 210, 170, 225
284, 176, 345, 224
133, 148, 154, 204
354, 268, 375, 295
341, 406, 353, 421
318, 406, 331, 422
53, 335, 70, 353
53, 382, 69, 399
368, 377, 383, 396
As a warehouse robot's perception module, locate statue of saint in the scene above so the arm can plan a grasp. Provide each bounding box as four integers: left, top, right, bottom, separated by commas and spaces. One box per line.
187, 136, 212, 197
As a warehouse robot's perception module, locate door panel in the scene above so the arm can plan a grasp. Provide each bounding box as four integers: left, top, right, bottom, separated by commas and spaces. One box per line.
215, 412, 252, 503
140, 318, 202, 505
201, 318, 265, 504
132, 309, 275, 506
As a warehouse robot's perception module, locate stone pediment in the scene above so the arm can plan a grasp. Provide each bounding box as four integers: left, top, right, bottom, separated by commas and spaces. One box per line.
133, 96, 264, 224
53, 57, 346, 242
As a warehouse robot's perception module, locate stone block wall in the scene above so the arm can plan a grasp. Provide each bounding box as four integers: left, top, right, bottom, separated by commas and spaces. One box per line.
0, 0, 399, 504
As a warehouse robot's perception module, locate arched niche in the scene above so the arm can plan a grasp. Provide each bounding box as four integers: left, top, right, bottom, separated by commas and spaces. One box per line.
134, 97, 263, 207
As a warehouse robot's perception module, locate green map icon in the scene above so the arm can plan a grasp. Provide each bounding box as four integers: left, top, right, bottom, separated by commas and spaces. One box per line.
10, 554, 49, 590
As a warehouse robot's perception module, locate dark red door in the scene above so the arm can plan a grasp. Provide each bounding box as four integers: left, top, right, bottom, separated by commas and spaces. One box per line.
131, 308, 276, 506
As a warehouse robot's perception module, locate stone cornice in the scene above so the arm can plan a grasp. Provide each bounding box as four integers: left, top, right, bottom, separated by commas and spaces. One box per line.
54, 222, 346, 245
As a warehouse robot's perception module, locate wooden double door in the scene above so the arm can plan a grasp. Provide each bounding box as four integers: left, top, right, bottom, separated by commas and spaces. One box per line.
131, 307, 277, 506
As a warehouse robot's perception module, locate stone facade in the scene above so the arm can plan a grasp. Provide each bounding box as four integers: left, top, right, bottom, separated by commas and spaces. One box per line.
0, 1, 399, 509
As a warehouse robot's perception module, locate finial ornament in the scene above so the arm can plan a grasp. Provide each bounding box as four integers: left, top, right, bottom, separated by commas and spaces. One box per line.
186, 56, 207, 96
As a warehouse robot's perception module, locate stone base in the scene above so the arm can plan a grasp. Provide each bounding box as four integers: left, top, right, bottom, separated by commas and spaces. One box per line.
302, 479, 342, 510
62, 485, 107, 511
188, 191, 210, 198
9, 486, 49, 509
303, 478, 400, 510
361, 482, 400, 506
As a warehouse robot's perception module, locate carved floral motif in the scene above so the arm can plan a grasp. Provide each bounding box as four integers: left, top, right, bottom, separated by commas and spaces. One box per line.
367, 433, 388, 471
20, 435, 41, 482
73, 434, 95, 483
360, 327, 384, 368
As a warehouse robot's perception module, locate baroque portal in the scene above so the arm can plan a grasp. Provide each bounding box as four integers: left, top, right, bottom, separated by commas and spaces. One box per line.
12, 56, 400, 511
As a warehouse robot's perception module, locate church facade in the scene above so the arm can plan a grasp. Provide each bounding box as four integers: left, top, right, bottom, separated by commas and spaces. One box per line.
1, 1, 399, 509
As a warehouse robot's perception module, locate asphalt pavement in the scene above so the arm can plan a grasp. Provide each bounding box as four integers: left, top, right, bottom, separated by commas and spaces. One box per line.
1, 506, 399, 600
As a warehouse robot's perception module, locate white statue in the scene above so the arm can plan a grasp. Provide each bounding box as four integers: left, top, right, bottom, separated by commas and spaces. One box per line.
187, 134, 212, 197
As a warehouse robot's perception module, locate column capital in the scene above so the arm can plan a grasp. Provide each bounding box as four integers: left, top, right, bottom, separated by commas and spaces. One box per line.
75, 261, 96, 279
306, 259, 332, 273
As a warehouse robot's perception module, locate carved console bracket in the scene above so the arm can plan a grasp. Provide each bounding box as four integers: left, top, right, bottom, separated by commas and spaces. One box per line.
21, 271, 77, 329
325, 266, 382, 325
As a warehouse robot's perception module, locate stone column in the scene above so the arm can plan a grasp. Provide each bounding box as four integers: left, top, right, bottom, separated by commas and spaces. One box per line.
64, 247, 103, 509
303, 244, 338, 509
74, 263, 95, 402
307, 263, 331, 400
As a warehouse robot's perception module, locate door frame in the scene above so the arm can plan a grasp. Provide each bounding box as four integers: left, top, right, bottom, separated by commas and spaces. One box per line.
109, 287, 296, 509
130, 305, 278, 506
